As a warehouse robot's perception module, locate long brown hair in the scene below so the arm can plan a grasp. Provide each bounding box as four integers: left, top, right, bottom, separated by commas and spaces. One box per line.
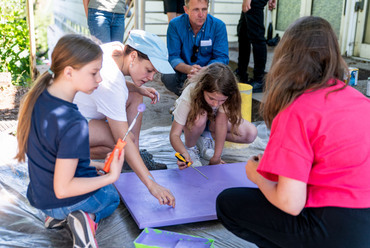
186, 63, 242, 134
16, 34, 102, 162
261, 16, 348, 128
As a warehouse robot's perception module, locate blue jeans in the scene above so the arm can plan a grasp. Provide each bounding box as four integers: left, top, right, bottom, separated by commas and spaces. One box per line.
42, 184, 120, 223
88, 8, 125, 43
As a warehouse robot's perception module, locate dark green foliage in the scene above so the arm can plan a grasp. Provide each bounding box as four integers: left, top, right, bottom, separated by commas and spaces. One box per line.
0, 0, 30, 86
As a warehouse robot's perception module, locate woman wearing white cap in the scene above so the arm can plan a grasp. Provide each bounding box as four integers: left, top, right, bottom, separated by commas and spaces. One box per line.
74, 30, 176, 207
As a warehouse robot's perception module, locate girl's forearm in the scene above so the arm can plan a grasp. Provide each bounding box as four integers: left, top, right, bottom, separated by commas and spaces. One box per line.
213, 114, 228, 158
54, 174, 115, 199
213, 134, 225, 158
170, 133, 187, 154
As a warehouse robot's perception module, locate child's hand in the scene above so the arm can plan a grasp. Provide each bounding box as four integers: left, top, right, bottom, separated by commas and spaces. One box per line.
108, 148, 125, 181
209, 156, 225, 165
104, 151, 112, 164
177, 152, 192, 170
245, 154, 262, 184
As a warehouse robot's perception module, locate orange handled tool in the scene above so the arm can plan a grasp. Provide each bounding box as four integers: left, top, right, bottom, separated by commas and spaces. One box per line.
102, 139, 127, 173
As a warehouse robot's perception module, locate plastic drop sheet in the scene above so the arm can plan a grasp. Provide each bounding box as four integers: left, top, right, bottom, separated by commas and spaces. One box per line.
0, 125, 268, 247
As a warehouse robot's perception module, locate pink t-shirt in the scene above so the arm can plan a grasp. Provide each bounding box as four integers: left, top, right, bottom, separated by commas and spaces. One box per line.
257, 80, 370, 208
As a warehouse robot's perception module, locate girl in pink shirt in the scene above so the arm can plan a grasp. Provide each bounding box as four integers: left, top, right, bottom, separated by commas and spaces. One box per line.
217, 16, 370, 247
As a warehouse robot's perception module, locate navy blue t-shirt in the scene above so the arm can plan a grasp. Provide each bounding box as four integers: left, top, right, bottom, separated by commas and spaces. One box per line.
27, 90, 98, 209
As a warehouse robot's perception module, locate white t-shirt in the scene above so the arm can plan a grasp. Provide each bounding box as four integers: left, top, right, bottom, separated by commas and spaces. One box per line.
173, 83, 225, 126
74, 43, 129, 122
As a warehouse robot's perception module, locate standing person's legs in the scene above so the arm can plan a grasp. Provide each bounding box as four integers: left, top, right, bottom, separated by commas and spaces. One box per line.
88, 9, 113, 44
247, 1, 268, 82
163, 0, 176, 22
217, 188, 370, 248
110, 13, 125, 42
163, 0, 184, 22
175, 0, 185, 18
236, 12, 251, 83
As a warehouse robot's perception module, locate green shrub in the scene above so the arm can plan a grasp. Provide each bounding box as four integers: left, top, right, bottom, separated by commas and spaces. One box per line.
0, 0, 30, 86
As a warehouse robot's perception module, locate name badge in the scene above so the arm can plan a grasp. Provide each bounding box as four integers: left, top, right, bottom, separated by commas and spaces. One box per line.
200, 39, 212, 47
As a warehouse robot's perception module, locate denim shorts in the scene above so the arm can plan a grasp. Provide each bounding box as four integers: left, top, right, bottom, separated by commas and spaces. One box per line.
42, 184, 120, 223
163, 0, 185, 14
88, 8, 125, 43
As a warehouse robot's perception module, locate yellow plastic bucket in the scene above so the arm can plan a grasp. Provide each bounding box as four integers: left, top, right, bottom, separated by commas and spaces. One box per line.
238, 83, 253, 122
224, 83, 253, 149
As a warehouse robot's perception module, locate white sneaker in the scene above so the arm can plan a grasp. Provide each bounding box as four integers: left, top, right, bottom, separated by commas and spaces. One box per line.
186, 146, 202, 167
196, 136, 215, 160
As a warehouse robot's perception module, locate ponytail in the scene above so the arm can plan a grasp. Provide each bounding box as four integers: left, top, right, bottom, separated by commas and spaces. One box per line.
15, 72, 53, 162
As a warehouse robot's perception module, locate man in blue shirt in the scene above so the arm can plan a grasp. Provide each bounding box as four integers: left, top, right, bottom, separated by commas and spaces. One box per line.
161, 0, 229, 96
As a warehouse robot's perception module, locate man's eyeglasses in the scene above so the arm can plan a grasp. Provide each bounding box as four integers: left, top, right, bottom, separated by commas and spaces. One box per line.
191, 45, 199, 63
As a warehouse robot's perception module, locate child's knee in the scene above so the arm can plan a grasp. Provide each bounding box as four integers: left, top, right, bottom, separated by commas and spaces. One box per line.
247, 125, 258, 143
105, 184, 120, 204
193, 114, 207, 129
241, 124, 258, 143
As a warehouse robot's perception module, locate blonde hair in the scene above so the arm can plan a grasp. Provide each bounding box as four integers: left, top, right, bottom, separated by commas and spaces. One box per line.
16, 34, 102, 162
261, 16, 348, 128
185, 63, 242, 135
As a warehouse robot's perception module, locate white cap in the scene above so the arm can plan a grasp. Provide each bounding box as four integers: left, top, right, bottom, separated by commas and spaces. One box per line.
127, 30, 175, 74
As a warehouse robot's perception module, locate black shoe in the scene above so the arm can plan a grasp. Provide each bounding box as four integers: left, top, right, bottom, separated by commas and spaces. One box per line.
234, 68, 249, 84
44, 216, 67, 229
122, 149, 167, 171
248, 80, 264, 93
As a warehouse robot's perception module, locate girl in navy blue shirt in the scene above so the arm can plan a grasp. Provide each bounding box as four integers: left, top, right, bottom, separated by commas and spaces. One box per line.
16, 34, 124, 248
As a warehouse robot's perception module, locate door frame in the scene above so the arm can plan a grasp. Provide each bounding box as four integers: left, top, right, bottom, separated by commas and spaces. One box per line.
353, 0, 370, 59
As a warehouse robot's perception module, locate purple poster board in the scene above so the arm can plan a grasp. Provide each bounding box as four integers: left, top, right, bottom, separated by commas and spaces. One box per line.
114, 162, 258, 229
